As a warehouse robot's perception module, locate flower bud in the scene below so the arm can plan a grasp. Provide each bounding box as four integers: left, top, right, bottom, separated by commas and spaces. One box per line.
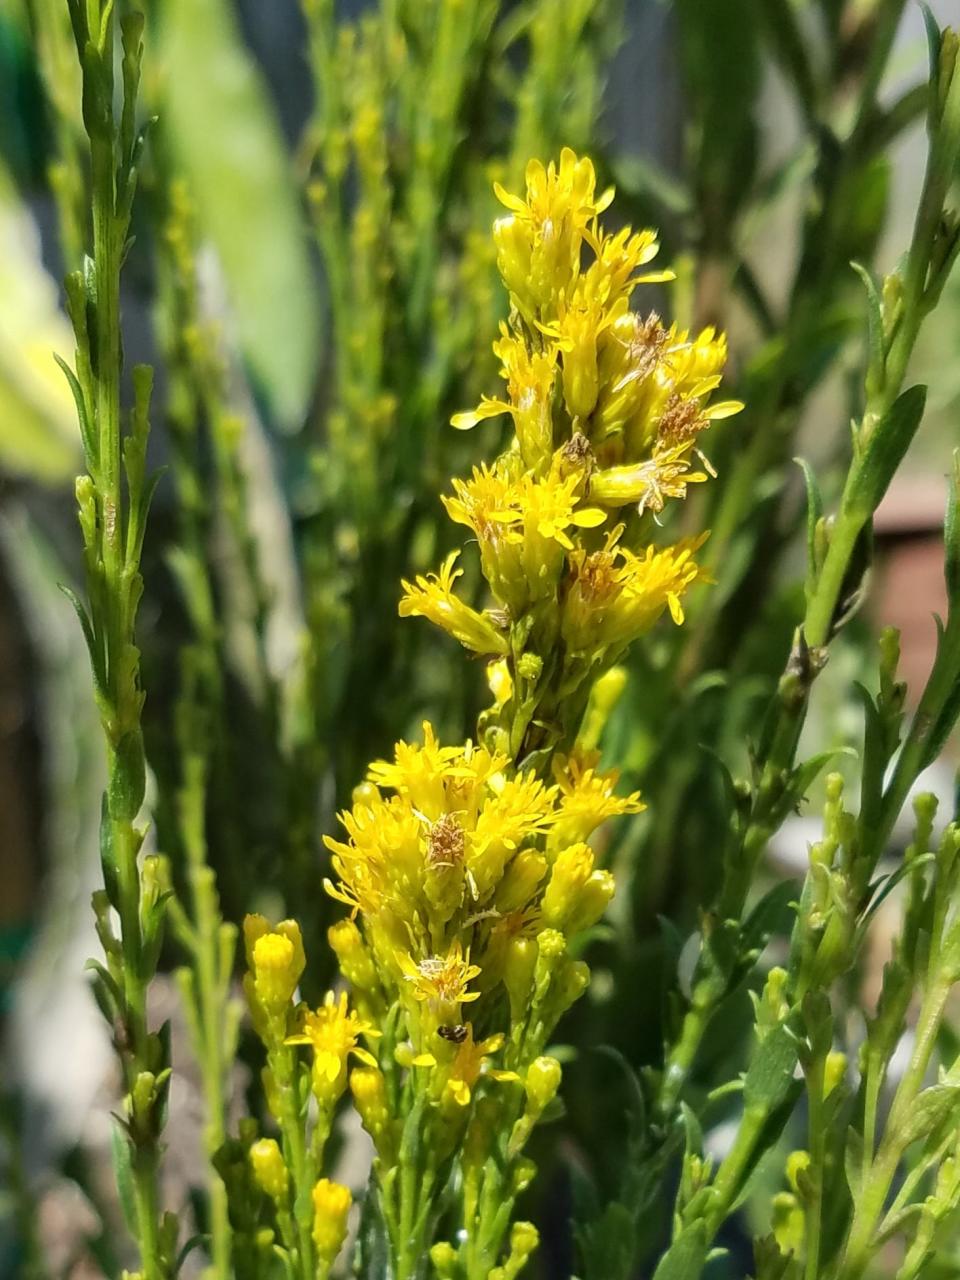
350, 1066, 394, 1164
517, 652, 542, 682
508, 1221, 539, 1265
252, 932, 303, 1012
565, 870, 615, 934
430, 1242, 458, 1277
823, 1051, 847, 1099
525, 1056, 562, 1115
496, 851, 547, 914
243, 913, 269, 968
328, 919, 377, 991
503, 936, 538, 1022
311, 1178, 352, 1265
249, 1138, 287, 1203
542, 844, 595, 929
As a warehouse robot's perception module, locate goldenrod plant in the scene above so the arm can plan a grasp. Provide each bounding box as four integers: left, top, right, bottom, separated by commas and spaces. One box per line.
7, 3, 960, 1280
225, 150, 739, 1280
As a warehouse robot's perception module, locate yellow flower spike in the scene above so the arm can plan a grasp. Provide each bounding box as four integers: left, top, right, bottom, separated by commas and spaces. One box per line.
249, 925, 305, 1014
285, 990, 380, 1108
311, 1178, 352, 1267
399, 551, 509, 655
249, 1137, 288, 1204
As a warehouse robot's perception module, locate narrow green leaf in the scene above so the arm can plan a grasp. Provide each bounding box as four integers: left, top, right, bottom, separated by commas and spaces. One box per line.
744, 1022, 797, 1110
852, 385, 927, 516
850, 260, 884, 384
651, 1222, 708, 1280
944, 452, 960, 609
110, 1119, 139, 1236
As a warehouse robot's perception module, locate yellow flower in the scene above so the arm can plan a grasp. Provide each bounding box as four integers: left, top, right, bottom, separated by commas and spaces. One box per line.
550, 749, 645, 846
398, 940, 481, 1019
491, 148, 613, 317
590, 439, 710, 515
399, 551, 509, 655
287, 990, 379, 1106
249, 1138, 288, 1204
442, 462, 605, 611
562, 528, 708, 657
442, 1027, 519, 1107
451, 329, 558, 473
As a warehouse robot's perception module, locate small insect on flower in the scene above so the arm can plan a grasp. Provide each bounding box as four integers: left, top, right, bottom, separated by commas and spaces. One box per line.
438, 1023, 470, 1044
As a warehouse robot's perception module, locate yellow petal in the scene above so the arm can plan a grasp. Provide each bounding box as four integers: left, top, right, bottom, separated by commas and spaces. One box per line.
705, 400, 744, 419
571, 507, 607, 528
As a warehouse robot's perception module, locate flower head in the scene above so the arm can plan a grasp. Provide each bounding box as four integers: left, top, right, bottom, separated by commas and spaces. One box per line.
399, 551, 508, 655
562, 528, 708, 657
286, 989, 379, 1105
398, 941, 481, 1019
551, 749, 645, 847
492, 148, 613, 317
442, 1027, 519, 1107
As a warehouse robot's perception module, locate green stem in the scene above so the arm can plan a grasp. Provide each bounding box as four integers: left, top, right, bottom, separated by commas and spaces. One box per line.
804, 1057, 826, 1280
840, 978, 951, 1279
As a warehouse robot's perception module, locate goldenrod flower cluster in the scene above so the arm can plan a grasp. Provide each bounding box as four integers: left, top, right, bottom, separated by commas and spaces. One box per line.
324, 725, 641, 1092
239, 151, 736, 1280
401, 147, 739, 761
241, 915, 375, 1276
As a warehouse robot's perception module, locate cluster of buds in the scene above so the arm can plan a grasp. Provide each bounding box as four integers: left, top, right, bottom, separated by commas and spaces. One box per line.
401, 148, 740, 762
241, 916, 376, 1277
